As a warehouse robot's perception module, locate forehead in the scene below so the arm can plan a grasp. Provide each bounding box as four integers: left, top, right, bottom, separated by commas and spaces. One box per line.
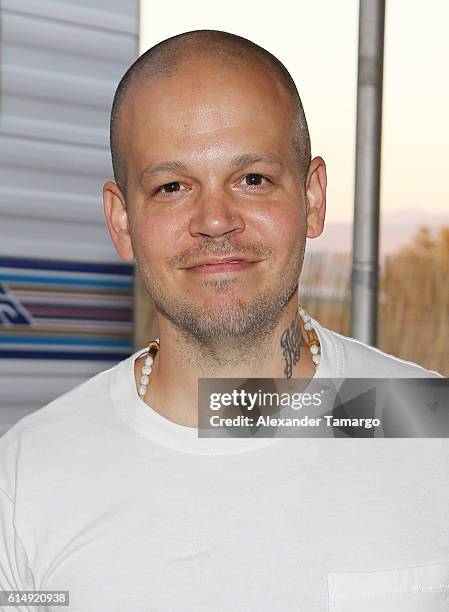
121, 58, 296, 165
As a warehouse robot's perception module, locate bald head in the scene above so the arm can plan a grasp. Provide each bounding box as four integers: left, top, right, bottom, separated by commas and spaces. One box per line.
110, 30, 311, 194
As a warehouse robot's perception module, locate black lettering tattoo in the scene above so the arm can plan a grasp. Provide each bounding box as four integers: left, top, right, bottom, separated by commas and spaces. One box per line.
280, 311, 304, 378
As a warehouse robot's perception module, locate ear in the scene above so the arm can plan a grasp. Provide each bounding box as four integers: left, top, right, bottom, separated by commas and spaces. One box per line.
103, 181, 135, 261
304, 156, 327, 238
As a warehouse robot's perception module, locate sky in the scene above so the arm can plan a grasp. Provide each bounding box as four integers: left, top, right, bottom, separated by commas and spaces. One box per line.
139, 0, 449, 230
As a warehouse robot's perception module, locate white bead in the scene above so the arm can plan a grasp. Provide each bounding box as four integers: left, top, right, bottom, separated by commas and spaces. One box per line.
144, 356, 154, 366
140, 374, 149, 385
304, 322, 312, 331
310, 344, 319, 355
138, 385, 147, 396
312, 354, 321, 365
302, 314, 311, 323
142, 365, 152, 375
299, 308, 305, 317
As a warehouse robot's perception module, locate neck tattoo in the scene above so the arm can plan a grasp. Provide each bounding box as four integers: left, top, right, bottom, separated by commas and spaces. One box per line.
280, 309, 303, 378
280, 304, 322, 379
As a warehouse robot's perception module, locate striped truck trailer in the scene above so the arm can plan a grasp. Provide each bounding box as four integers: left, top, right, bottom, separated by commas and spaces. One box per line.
0, 1, 139, 434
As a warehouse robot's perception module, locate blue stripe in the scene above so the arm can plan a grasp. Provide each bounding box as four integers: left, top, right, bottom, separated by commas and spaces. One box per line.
0, 256, 133, 276
0, 336, 132, 348
27, 314, 131, 323
23, 302, 132, 311
0, 350, 130, 361
0, 274, 133, 288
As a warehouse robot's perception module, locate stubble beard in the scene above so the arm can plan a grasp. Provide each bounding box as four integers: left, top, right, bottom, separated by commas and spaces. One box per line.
135, 237, 306, 363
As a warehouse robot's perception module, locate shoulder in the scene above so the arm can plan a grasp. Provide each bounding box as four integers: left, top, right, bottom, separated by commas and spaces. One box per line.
3, 365, 115, 440
0, 363, 119, 494
315, 321, 443, 378
0, 364, 128, 499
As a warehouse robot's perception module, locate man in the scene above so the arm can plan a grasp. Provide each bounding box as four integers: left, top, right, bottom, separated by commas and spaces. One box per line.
1, 30, 448, 612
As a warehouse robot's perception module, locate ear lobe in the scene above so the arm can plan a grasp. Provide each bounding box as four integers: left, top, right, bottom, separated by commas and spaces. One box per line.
102, 181, 135, 261
305, 157, 327, 239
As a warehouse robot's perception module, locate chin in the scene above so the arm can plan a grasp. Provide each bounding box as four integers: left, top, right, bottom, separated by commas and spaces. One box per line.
163, 292, 285, 344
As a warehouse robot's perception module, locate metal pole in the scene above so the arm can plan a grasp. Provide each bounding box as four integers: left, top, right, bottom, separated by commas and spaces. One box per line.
350, 0, 386, 345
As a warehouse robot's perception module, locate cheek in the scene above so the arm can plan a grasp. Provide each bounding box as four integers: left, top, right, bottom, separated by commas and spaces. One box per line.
254, 201, 304, 246
131, 211, 185, 265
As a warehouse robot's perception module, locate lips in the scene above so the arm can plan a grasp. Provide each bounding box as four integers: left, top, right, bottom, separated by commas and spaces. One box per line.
181, 256, 260, 274
183, 256, 256, 269
197, 261, 242, 267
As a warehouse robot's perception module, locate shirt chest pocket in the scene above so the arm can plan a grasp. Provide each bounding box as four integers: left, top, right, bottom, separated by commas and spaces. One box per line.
328, 562, 449, 611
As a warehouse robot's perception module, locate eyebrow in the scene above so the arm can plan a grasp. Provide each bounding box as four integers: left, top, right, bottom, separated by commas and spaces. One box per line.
229, 152, 284, 170
140, 160, 189, 184
139, 152, 284, 185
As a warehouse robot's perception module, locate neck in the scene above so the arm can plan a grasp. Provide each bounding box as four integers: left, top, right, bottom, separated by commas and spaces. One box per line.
134, 293, 316, 427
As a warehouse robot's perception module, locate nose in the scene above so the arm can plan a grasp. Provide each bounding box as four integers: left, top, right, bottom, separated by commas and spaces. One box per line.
188, 188, 245, 239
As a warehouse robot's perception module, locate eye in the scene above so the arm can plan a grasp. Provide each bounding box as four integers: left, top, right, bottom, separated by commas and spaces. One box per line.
240, 173, 271, 189
154, 181, 187, 197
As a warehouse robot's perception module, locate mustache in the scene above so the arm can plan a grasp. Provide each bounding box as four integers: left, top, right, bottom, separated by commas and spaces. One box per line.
168, 238, 273, 267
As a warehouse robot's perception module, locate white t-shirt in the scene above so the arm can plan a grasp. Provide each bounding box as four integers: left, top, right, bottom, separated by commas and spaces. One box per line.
1, 320, 448, 612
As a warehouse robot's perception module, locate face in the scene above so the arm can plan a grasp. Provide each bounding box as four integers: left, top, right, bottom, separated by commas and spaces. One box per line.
103, 56, 326, 345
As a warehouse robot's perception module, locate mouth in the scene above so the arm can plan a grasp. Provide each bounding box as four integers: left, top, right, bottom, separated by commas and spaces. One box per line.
182, 257, 260, 274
